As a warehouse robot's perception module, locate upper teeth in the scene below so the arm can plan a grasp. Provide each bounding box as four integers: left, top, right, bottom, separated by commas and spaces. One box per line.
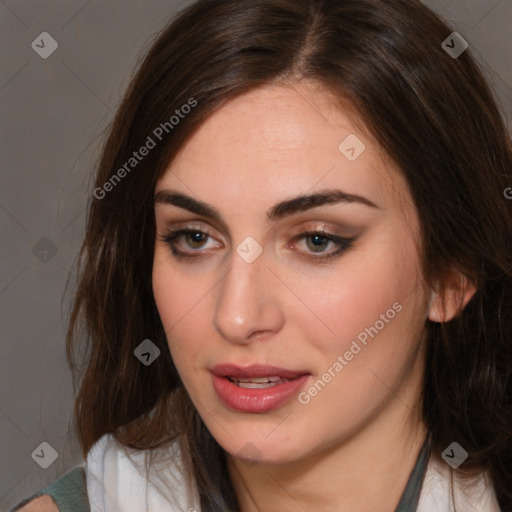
229, 376, 283, 383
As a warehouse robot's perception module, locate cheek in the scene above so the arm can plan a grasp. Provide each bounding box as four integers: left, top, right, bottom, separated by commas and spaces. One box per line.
151, 253, 211, 367
292, 242, 427, 431
289, 231, 426, 359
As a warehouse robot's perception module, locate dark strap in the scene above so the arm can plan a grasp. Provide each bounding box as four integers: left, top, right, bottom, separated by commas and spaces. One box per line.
11, 466, 90, 512
395, 435, 432, 512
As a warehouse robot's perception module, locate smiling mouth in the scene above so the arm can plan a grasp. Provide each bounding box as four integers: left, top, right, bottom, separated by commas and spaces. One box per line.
227, 376, 291, 388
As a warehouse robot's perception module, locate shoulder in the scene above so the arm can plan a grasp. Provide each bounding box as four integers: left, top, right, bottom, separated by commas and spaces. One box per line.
13, 495, 59, 512
417, 454, 501, 512
11, 467, 88, 512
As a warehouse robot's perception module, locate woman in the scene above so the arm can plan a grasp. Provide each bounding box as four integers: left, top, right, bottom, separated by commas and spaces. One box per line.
14, 0, 512, 510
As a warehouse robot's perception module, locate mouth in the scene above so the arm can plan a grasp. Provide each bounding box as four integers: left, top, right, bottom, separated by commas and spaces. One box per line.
210, 363, 311, 413
227, 376, 291, 388
211, 363, 308, 382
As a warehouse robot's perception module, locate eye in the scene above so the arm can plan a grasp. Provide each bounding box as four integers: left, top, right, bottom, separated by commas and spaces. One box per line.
158, 227, 354, 262
292, 229, 354, 261
180, 231, 209, 249
158, 228, 221, 259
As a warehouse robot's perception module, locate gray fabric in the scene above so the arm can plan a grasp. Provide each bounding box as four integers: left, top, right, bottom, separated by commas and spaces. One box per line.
395, 436, 431, 512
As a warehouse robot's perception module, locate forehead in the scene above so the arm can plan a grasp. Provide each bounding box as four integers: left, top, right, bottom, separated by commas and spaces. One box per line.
157, 82, 410, 213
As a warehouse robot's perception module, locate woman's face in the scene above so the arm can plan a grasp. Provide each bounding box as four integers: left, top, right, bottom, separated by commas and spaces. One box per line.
152, 82, 430, 465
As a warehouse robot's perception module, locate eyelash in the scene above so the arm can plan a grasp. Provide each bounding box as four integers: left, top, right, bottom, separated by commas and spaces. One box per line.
158, 227, 354, 262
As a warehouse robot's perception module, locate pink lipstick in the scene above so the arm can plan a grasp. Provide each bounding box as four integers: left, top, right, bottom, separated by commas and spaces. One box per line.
211, 364, 310, 413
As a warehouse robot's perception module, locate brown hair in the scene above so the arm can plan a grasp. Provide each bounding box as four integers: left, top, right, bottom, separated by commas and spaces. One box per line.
66, 0, 512, 510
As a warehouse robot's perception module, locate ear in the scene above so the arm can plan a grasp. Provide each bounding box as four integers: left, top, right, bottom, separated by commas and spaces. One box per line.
427, 269, 477, 323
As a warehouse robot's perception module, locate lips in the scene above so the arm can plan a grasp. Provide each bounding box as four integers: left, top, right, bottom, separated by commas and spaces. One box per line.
210, 364, 310, 413
211, 363, 307, 380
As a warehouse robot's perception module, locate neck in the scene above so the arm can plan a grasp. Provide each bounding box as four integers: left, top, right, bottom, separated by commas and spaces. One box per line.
227, 390, 428, 512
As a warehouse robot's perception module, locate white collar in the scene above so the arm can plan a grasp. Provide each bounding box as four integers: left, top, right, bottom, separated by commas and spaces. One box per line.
86, 433, 200, 511
417, 454, 501, 512
86, 433, 501, 511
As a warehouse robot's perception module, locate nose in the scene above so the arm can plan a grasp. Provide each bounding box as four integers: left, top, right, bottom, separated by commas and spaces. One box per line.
213, 249, 284, 345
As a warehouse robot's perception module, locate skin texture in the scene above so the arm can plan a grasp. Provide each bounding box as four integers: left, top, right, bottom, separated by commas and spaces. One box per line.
17, 495, 59, 512
152, 81, 475, 511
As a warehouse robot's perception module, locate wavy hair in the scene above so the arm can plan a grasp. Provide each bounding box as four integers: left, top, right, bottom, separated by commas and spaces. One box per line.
66, 0, 512, 510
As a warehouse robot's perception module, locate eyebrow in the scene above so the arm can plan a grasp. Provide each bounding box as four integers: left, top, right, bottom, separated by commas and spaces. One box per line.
153, 188, 379, 222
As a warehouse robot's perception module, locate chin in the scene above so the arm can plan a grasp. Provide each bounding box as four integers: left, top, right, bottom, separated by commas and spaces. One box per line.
215, 430, 308, 467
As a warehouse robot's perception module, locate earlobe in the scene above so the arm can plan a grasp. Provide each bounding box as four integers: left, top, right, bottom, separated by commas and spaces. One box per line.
427, 270, 477, 323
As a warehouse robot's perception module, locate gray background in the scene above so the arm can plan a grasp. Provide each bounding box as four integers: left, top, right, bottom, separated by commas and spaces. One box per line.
0, 0, 510, 509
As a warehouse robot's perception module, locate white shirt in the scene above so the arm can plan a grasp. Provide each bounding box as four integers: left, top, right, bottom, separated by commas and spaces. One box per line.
417, 453, 501, 511
86, 433, 502, 512
86, 434, 200, 512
